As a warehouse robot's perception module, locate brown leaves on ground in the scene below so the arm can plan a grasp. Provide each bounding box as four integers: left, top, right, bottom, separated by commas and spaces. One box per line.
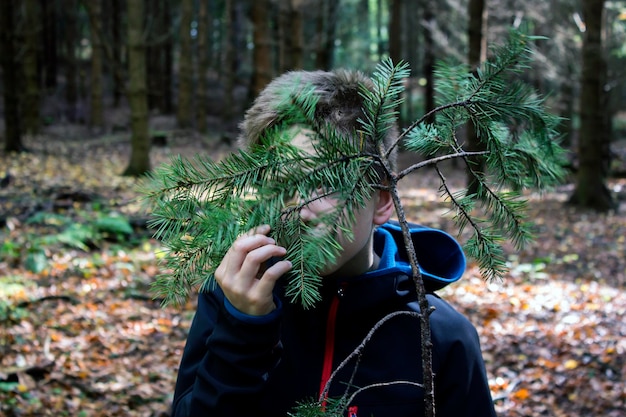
1, 135, 625, 416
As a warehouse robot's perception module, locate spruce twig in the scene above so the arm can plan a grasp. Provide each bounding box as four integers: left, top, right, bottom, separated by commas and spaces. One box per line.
141, 30, 566, 417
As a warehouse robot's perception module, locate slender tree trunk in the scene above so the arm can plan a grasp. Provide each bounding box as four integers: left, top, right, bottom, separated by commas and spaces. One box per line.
222, 0, 235, 128
422, 0, 435, 124
146, 0, 161, 112
40, 0, 58, 90
465, 0, 487, 196
404, 2, 419, 124
277, 0, 292, 71
123, 0, 151, 176
568, 0, 615, 211
162, 0, 174, 114
23, 0, 41, 134
64, 0, 79, 122
1, 0, 24, 152
196, 0, 209, 133
89, 0, 105, 132
177, 0, 194, 128
290, 0, 304, 70
315, 0, 337, 70
376, 0, 384, 59
357, 0, 370, 58
250, 0, 272, 101
111, 0, 123, 107
388, 0, 402, 64
558, 61, 575, 148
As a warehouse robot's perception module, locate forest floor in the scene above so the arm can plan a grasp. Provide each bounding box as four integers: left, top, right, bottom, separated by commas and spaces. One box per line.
0, 128, 625, 417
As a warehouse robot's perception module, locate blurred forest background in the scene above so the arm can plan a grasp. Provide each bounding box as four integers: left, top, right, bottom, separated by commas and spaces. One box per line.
1, 0, 626, 209
1, 0, 626, 416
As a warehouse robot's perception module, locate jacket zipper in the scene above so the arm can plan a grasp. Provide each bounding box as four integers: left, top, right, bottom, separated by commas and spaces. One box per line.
319, 285, 344, 410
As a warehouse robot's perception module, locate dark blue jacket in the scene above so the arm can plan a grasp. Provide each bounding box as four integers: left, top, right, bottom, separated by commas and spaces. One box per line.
172, 222, 497, 417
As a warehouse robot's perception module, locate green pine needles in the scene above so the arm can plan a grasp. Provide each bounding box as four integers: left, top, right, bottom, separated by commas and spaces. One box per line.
140, 30, 565, 309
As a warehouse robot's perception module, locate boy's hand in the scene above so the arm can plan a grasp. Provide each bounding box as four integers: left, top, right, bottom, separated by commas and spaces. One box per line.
215, 225, 292, 316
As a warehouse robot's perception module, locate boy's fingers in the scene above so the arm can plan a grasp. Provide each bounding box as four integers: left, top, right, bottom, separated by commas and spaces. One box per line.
246, 224, 271, 236
223, 233, 275, 269
247, 260, 292, 308
238, 244, 287, 280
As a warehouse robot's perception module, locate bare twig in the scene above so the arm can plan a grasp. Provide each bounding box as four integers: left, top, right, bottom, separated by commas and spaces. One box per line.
319, 310, 421, 401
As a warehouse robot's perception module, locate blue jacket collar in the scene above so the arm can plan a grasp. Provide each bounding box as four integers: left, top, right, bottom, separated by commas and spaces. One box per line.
361, 221, 466, 291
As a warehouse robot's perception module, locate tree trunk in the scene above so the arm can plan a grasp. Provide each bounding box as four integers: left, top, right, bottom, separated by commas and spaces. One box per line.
123, 0, 151, 176
39, 0, 57, 90
290, 0, 304, 70
162, 0, 174, 114
465, 0, 487, 196
249, 0, 272, 102
221, 0, 235, 129
568, 0, 615, 211
177, 0, 194, 129
146, 0, 161, 112
88, 0, 105, 132
196, 0, 209, 133
111, 0, 123, 108
376, 0, 384, 59
1, 0, 24, 152
23, 0, 41, 135
388, 0, 402, 64
404, 1, 419, 125
315, 0, 337, 70
422, 0, 435, 124
558, 61, 576, 148
357, 0, 370, 57
64, 0, 79, 122
277, 0, 292, 71
251, 0, 272, 97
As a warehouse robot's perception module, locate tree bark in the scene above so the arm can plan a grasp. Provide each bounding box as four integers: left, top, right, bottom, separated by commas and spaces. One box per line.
23, 0, 41, 135
64, 0, 79, 122
1, 0, 24, 152
146, 0, 163, 112
315, 0, 337, 70
221, 0, 235, 128
111, 0, 123, 108
123, 0, 151, 176
162, 0, 174, 114
376, 0, 384, 59
388, 0, 403, 64
88, 0, 105, 132
277, 0, 293, 71
250, 0, 272, 101
290, 1, 304, 70
39, 0, 58, 90
196, 0, 209, 133
465, 0, 487, 196
177, 0, 194, 128
568, 0, 615, 211
422, 0, 435, 124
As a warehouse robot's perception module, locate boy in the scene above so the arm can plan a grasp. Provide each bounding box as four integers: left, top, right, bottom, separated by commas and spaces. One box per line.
171, 70, 497, 416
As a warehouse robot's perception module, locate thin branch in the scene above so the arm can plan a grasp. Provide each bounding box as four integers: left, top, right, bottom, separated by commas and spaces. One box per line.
385, 99, 472, 159
344, 381, 424, 410
388, 178, 437, 417
319, 310, 421, 401
396, 150, 489, 180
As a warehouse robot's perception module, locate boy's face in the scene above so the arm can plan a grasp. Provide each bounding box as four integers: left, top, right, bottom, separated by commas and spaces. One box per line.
289, 130, 393, 278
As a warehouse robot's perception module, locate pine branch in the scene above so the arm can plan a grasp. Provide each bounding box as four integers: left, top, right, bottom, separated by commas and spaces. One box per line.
141, 29, 566, 417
